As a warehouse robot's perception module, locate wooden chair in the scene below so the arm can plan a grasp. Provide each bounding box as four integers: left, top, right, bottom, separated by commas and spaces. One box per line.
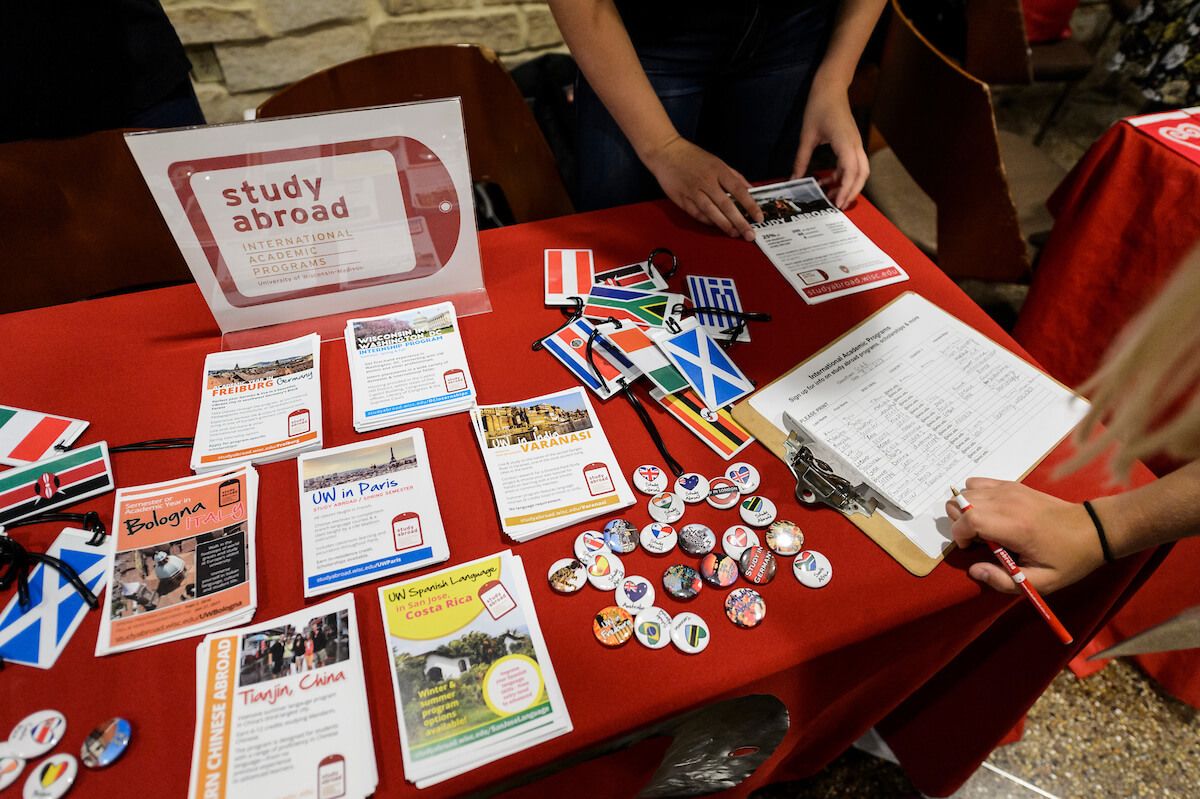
0, 130, 193, 314
864, 0, 1066, 282
257, 44, 574, 225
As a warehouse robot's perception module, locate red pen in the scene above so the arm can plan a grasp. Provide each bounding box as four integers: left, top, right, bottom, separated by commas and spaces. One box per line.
951, 486, 1073, 645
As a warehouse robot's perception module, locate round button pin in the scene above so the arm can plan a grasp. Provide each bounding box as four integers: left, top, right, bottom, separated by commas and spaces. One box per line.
573, 530, 609, 565
765, 520, 804, 556
632, 464, 668, 495
725, 462, 761, 494
602, 519, 639, 554
670, 612, 711, 654
648, 491, 685, 524
673, 472, 708, 504
633, 607, 673, 650
793, 550, 833, 588
639, 523, 678, 555
724, 588, 767, 629
0, 755, 25, 792
738, 495, 778, 528
699, 553, 739, 588
586, 552, 625, 591
593, 606, 634, 647
705, 477, 741, 510
547, 558, 587, 594
22, 753, 77, 799
80, 718, 131, 770
615, 575, 656, 614
6, 711, 66, 760
677, 524, 716, 557
662, 564, 703, 601
721, 525, 760, 560
738, 546, 777, 585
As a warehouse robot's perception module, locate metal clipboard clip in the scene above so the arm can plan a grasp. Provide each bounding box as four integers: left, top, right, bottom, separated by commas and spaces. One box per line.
783, 412, 891, 519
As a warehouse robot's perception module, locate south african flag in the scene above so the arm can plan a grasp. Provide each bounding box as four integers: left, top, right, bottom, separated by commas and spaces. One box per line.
582, 286, 683, 328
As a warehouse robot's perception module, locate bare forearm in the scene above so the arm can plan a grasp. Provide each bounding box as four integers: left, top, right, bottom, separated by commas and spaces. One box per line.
1092, 459, 1200, 558
812, 0, 887, 91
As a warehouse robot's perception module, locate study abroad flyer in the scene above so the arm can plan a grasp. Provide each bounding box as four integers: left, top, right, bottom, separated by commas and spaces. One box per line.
377, 551, 570, 788
95, 466, 258, 655
470, 387, 634, 541
748, 178, 909, 304
191, 333, 323, 472
187, 594, 378, 799
297, 429, 450, 598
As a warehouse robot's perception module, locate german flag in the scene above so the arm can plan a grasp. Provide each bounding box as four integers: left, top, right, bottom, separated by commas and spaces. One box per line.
655, 388, 754, 460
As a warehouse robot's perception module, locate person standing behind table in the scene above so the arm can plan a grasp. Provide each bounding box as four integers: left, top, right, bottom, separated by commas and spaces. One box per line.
548, 0, 886, 240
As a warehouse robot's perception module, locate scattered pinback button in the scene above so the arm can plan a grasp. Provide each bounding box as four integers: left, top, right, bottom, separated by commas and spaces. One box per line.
6, 711, 66, 760
677, 524, 716, 557
738, 546, 777, 585
793, 550, 833, 588
765, 520, 804, 556
724, 588, 767, 629
673, 472, 708, 504
705, 477, 741, 510
738, 495, 777, 528
699, 553, 740, 588
721, 525, 760, 560
615, 575, 656, 614
632, 464, 668, 495
573, 530, 609, 565
586, 552, 625, 591
670, 612, 711, 654
633, 607, 673, 650
603, 519, 639, 554
0, 755, 25, 791
80, 717, 131, 770
647, 491, 685, 524
593, 606, 634, 648
547, 558, 587, 594
22, 753, 77, 799
662, 564, 703, 601
726, 462, 761, 494
639, 523, 678, 554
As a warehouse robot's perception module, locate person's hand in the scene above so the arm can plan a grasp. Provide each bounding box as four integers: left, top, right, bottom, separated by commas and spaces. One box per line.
643, 136, 763, 240
945, 477, 1105, 595
792, 83, 868, 209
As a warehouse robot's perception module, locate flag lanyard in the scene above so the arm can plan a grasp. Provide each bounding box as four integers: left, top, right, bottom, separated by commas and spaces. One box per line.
667, 304, 772, 349
0, 511, 106, 616
56, 437, 195, 454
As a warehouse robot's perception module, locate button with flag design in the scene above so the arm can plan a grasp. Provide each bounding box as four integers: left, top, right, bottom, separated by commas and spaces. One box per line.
726, 462, 761, 494
586, 552, 625, 591
633, 607, 673, 650
673, 472, 708, 504
662, 564, 703, 601
738, 546, 777, 585
678, 524, 716, 557
0, 755, 25, 792
738, 495, 777, 528
547, 558, 587, 594
603, 519, 639, 554
705, 477, 740, 510
80, 718, 131, 770
6, 711, 66, 760
632, 464, 668, 495
721, 525, 760, 560
639, 523, 678, 554
670, 612, 711, 654
648, 491, 685, 524
22, 753, 76, 799
573, 530, 609, 565
699, 553, 739, 588
593, 606, 634, 648
793, 550, 833, 588
724, 588, 766, 629
615, 575, 656, 614
765, 520, 804, 556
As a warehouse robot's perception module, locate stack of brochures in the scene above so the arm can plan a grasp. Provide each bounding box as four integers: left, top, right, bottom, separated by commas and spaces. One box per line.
95, 465, 259, 655
344, 302, 477, 432
470, 387, 635, 541
187, 594, 378, 799
378, 551, 571, 788
191, 333, 324, 473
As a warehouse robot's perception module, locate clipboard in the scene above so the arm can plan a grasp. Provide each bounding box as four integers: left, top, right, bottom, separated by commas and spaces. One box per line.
732, 291, 1085, 577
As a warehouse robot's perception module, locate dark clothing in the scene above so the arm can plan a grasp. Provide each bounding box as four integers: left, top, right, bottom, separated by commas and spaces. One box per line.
269, 641, 285, 674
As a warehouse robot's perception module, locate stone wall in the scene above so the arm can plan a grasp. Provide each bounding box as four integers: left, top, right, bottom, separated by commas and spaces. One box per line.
164, 0, 564, 123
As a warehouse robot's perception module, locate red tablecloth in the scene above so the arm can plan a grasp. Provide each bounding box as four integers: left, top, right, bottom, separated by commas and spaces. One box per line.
0, 198, 1159, 798
1013, 118, 1200, 708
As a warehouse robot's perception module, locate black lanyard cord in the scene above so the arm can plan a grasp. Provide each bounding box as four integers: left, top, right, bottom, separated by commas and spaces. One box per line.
0, 530, 101, 611
108, 437, 194, 453
531, 296, 585, 352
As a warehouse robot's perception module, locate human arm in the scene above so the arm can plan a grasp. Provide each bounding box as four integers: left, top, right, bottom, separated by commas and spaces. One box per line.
945, 461, 1200, 594
792, 0, 887, 208
547, 0, 763, 239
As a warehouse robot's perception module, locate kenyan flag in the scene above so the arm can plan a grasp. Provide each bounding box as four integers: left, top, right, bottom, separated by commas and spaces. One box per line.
0, 442, 113, 525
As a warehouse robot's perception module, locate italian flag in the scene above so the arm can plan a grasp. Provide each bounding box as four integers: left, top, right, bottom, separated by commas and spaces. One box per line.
0, 405, 88, 466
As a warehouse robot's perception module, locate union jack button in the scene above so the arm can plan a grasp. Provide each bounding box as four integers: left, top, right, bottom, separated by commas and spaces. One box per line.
705, 477, 740, 510
738, 495, 777, 528
6, 711, 66, 760
670, 611, 711, 654
648, 491, 685, 524
632, 464, 668, 495
633, 607, 673, 650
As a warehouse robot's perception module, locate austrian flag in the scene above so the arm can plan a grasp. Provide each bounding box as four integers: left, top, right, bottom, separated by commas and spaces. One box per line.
544, 248, 595, 306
